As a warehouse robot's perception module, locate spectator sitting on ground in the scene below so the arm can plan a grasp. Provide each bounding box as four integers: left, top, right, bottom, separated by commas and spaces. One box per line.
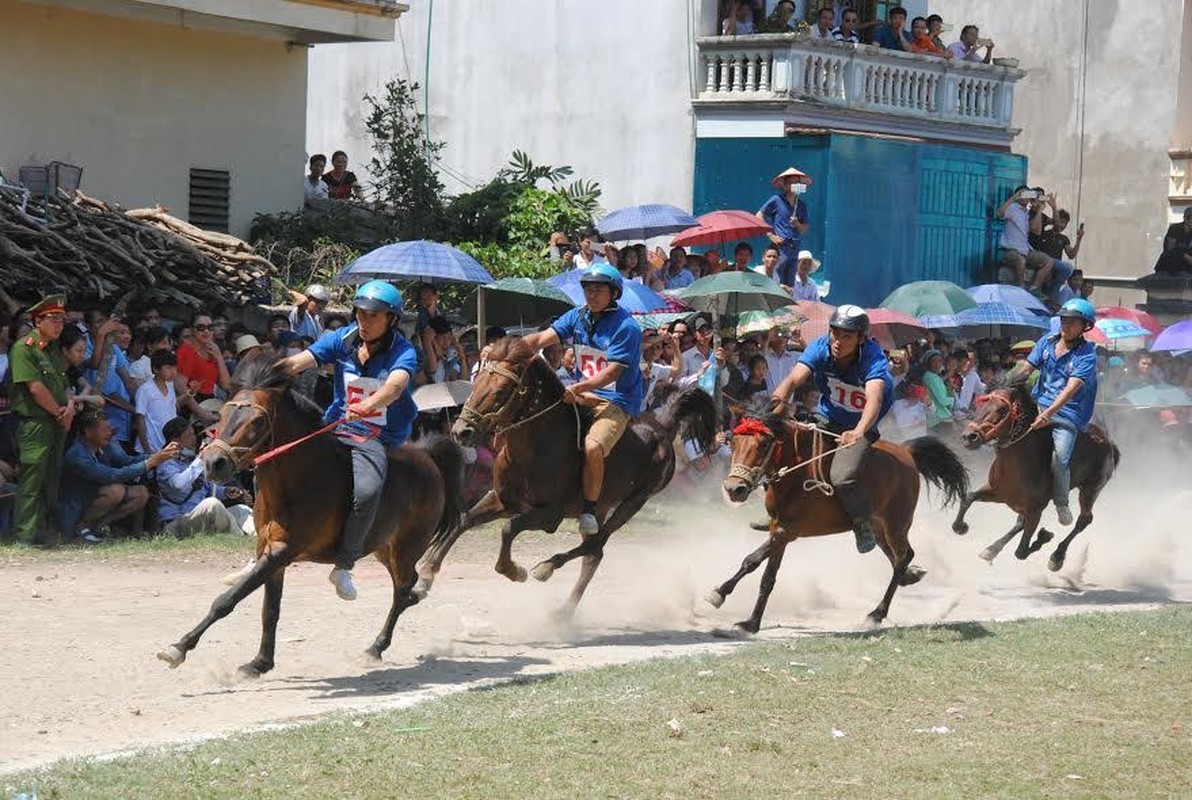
809, 6, 834, 38
61, 409, 178, 542
790, 250, 822, 301
84, 309, 136, 454
322, 150, 362, 200
134, 350, 181, 455
288, 283, 330, 341
176, 312, 230, 400
948, 24, 994, 63
1155, 207, 1192, 273
997, 186, 1055, 294
665, 247, 696, 289
304, 154, 329, 201
722, 0, 756, 35
831, 9, 860, 43
157, 417, 254, 537
872, 6, 911, 50
909, 16, 952, 57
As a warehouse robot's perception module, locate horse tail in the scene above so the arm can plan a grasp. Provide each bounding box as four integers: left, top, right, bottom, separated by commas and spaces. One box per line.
906, 436, 970, 508
419, 433, 467, 537
653, 385, 718, 452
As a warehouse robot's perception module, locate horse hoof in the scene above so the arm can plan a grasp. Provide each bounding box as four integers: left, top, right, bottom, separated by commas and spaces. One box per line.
237, 661, 270, 679
704, 589, 726, 609
157, 646, 186, 669
900, 564, 927, 586
551, 605, 577, 624
1048, 555, 1064, 573
734, 620, 759, 635
978, 547, 997, 563
510, 565, 528, 583
863, 613, 884, 628
363, 648, 383, 664
1035, 529, 1055, 547
951, 521, 969, 536
711, 625, 753, 639
530, 562, 555, 582
411, 579, 431, 601
1014, 548, 1030, 561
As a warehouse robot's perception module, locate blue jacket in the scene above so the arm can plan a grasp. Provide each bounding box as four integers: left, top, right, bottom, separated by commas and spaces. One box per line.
61, 439, 149, 533
552, 304, 644, 414
157, 455, 225, 523
798, 335, 895, 430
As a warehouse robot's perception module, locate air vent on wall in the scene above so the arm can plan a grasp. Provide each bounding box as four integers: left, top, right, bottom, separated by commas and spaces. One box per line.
188, 167, 230, 233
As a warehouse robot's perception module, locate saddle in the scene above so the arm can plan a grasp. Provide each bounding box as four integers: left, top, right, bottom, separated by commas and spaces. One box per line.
1083, 423, 1108, 445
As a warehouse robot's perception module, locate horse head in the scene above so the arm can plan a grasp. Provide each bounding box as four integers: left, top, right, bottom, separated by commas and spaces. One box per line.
964, 385, 1034, 449
202, 354, 299, 483
453, 337, 548, 445
723, 415, 787, 503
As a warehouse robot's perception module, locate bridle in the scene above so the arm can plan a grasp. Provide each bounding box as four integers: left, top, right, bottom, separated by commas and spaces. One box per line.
968, 391, 1031, 447
458, 358, 581, 448
201, 396, 275, 470
727, 418, 842, 495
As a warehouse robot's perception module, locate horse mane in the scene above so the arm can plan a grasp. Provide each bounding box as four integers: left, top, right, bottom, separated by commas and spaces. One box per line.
1006, 382, 1039, 417
230, 350, 325, 430
488, 336, 537, 366
759, 412, 788, 439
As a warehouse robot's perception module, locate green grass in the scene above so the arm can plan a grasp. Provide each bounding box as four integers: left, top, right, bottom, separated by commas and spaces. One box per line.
0, 532, 249, 565
8, 608, 1191, 799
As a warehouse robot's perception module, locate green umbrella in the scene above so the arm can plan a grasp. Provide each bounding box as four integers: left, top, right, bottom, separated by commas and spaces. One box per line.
1120, 384, 1192, 408
633, 311, 691, 331
672, 271, 793, 318
465, 277, 574, 327
880, 280, 978, 317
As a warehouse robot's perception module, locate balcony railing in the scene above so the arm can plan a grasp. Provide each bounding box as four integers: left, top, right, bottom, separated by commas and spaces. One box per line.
696, 34, 1024, 130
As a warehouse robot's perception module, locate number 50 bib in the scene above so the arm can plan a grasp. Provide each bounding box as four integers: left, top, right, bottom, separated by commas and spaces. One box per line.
826, 377, 867, 412
574, 344, 610, 380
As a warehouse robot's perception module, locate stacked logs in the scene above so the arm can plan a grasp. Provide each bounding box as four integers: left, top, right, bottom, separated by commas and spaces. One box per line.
0, 187, 274, 308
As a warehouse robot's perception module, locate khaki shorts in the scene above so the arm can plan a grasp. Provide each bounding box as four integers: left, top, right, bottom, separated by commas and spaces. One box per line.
1000, 248, 1052, 280
583, 394, 631, 456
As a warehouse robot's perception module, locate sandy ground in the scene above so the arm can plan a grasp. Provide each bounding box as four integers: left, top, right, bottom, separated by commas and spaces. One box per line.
2, 469, 1189, 774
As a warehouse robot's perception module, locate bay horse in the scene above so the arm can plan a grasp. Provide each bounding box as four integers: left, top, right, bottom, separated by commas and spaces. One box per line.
716, 415, 970, 632
156, 354, 465, 676
415, 336, 717, 617
953, 385, 1119, 571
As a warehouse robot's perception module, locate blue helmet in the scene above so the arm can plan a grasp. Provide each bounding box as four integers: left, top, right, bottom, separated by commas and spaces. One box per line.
353, 280, 403, 315
579, 263, 624, 300
1057, 297, 1095, 326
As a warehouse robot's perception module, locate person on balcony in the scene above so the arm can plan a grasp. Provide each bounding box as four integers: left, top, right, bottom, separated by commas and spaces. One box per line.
909, 16, 953, 58
926, 15, 949, 52
1155, 207, 1192, 274
948, 25, 995, 63
809, 6, 834, 38
721, 1, 757, 36
871, 6, 912, 51
831, 10, 860, 43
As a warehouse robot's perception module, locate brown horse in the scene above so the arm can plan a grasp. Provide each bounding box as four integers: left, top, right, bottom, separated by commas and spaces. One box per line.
416, 337, 717, 616
954, 385, 1119, 570
716, 415, 969, 632
156, 355, 465, 676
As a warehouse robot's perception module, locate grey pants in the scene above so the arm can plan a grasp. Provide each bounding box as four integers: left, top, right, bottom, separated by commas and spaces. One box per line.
338, 432, 389, 570
816, 416, 877, 521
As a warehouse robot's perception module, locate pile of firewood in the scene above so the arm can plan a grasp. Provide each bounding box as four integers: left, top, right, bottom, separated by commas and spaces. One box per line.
0, 187, 275, 308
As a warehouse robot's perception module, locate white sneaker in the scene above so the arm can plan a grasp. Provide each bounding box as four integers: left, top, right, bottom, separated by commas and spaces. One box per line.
578, 512, 599, 536
1055, 505, 1074, 526
329, 568, 357, 601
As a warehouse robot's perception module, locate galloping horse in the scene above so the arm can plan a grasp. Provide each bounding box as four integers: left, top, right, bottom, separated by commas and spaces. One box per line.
156, 355, 465, 676
953, 385, 1119, 570
416, 337, 717, 616
717, 415, 969, 632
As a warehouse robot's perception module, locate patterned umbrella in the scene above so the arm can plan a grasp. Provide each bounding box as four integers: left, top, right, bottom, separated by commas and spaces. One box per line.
791, 300, 837, 342
669, 210, 772, 248
548, 268, 674, 313
1151, 320, 1192, 352
950, 302, 1051, 340
1095, 306, 1164, 336
966, 284, 1050, 316
334, 240, 494, 284
633, 311, 691, 331
1093, 318, 1151, 340
734, 306, 808, 337
880, 281, 978, 317
596, 204, 698, 241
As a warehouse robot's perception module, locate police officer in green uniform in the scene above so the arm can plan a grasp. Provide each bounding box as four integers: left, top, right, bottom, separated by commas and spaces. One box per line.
9, 293, 73, 546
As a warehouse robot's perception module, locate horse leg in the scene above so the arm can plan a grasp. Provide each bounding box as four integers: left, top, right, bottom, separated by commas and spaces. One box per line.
868, 521, 913, 625
557, 533, 610, 620
414, 489, 506, 597
530, 490, 650, 583
706, 537, 774, 609
157, 545, 289, 669
497, 505, 563, 583
736, 539, 789, 634
367, 544, 420, 661
1013, 509, 1045, 560
951, 486, 994, 536
238, 564, 286, 678
1047, 485, 1099, 572
978, 516, 1024, 563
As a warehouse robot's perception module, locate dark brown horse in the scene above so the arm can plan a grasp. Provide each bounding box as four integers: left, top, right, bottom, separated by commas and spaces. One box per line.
415, 337, 717, 616
953, 385, 1119, 570
156, 355, 465, 676
716, 416, 969, 632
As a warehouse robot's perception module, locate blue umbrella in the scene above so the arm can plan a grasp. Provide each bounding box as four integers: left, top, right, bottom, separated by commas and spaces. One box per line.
952, 302, 1050, 339
596, 204, 697, 241
917, 314, 962, 331
335, 240, 494, 285
966, 284, 1050, 315
547, 268, 673, 313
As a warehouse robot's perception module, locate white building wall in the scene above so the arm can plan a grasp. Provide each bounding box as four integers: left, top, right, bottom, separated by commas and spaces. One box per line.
2, 2, 309, 238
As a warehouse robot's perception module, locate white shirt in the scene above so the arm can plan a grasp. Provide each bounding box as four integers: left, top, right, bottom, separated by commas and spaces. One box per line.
641, 362, 673, 412
809, 23, 833, 39
128, 354, 152, 384
304, 176, 328, 200
750, 264, 780, 283
681, 346, 714, 379
955, 370, 985, 413
999, 202, 1031, 254
763, 348, 801, 395
948, 41, 984, 62
134, 378, 178, 453
790, 275, 820, 301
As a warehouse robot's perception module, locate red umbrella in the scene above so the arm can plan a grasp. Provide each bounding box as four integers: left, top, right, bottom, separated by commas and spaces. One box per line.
669, 210, 772, 248
791, 300, 837, 342
1096, 306, 1163, 336
865, 308, 927, 350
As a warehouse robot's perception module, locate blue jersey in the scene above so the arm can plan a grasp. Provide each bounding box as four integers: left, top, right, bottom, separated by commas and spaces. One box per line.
1027, 334, 1098, 431
798, 335, 894, 430
308, 325, 419, 447
552, 304, 643, 415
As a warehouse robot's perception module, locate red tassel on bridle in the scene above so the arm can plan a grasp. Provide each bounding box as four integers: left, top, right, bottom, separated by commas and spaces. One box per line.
733, 418, 773, 438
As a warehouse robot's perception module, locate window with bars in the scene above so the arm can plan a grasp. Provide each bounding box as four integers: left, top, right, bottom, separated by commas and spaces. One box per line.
188, 168, 230, 233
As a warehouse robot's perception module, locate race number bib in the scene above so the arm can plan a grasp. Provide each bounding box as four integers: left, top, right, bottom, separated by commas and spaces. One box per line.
574, 344, 610, 380
344, 374, 387, 425
826, 377, 867, 412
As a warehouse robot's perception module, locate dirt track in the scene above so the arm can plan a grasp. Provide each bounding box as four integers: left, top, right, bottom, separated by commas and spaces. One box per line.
2, 483, 1189, 774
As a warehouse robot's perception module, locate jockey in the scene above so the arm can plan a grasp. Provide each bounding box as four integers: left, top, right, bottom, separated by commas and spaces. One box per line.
769, 304, 894, 553
1006, 297, 1098, 526
520, 263, 643, 536
282, 280, 418, 600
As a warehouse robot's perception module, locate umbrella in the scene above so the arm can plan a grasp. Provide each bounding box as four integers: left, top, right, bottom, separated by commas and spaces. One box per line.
865, 308, 927, 349
950, 302, 1051, 340
547, 268, 674, 313
790, 300, 837, 341
596, 204, 697, 241
413, 380, 473, 412
1151, 320, 1192, 352
671, 271, 794, 318
1096, 306, 1164, 336
465, 277, 573, 327
880, 281, 978, 317
966, 284, 1050, 316
734, 306, 807, 337
334, 240, 494, 285
669, 210, 771, 248
1120, 384, 1192, 409
917, 314, 962, 331
633, 311, 691, 331
1093, 318, 1151, 341
1047, 316, 1109, 345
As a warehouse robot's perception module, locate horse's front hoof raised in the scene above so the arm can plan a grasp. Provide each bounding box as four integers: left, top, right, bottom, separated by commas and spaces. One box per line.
530, 562, 555, 582
951, 521, 969, 536
157, 645, 186, 669
978, 547, 998, 563
900, 564, 927, 586
704, 589, 726, 608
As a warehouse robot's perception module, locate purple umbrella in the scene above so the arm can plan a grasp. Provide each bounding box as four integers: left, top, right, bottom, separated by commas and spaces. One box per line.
1151, 319, 1192, 352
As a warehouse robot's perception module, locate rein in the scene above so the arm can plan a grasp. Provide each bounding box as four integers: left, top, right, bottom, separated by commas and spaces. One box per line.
202, 397, 380, 470
461, 358, 582, 451
729, 418, 853, 496
971, 392, 1033, 448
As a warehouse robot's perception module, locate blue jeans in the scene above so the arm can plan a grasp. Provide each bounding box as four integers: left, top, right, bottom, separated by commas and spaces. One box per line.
1050, 422, 1077, 508
775, 243, 800, 287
